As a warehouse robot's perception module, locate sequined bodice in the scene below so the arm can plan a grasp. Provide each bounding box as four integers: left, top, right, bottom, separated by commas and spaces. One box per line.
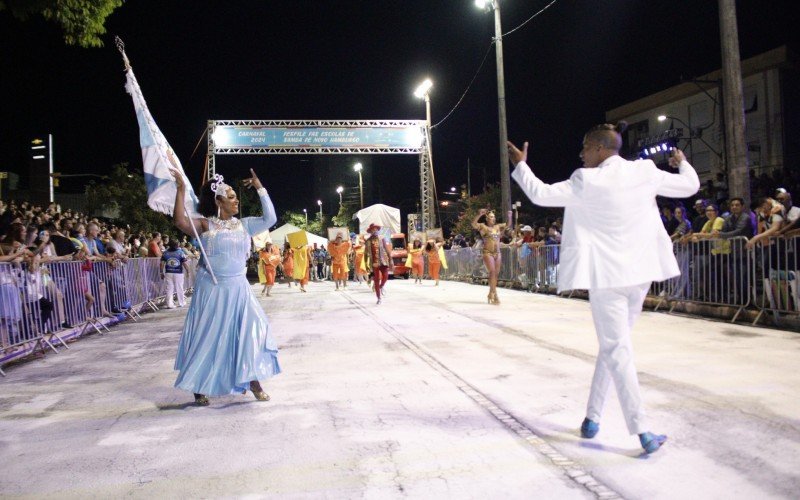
201, 218, 251, 277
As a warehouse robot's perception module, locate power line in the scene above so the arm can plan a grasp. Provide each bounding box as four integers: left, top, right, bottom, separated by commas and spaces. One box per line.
431, 0, 559, 130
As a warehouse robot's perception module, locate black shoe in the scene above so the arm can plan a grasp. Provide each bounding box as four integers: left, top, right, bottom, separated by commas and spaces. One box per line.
194, 393, 210, 406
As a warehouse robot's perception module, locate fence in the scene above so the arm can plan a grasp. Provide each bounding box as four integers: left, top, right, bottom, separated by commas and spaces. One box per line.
0, 257, 197, 375
442, 235, 800, 327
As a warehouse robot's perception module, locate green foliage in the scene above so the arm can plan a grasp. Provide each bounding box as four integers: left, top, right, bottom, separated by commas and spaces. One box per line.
0, 0, 124, 48
331, 202, 357, 233
281, 210, 325, 236
85, 163, 175, 236
450, 183, 502, 237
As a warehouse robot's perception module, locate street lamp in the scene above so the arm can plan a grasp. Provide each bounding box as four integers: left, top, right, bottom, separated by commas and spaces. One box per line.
353, 162, 364, 209
414, 78, 435, 231
303, 208, 308, 226
336, 185, 344, 207
317, 199, 322, 220
475, 0, 511, 224
513, 201, 522, 230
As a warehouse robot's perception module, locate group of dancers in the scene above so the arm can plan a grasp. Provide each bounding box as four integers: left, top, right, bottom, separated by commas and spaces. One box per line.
164, 121, 700, 454
256, 230, 448, 298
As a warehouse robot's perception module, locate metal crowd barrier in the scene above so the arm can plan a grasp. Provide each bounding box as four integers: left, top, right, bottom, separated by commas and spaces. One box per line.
0, 256, 198, 375
751, 235, 800, 326
443, 235, 800, 327
441, 244, 560, 292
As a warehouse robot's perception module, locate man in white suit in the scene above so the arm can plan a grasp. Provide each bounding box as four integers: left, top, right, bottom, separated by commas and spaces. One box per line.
508, 122, 699, 454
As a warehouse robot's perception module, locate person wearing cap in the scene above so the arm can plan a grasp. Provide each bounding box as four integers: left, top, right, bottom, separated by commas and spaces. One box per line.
363, 223, 392, 304
328, 233, 352, 291
689, 199, 708, 240
508, 121, 699, 454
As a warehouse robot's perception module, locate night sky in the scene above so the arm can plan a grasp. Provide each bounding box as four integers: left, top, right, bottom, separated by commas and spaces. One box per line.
1, 0, 797, 216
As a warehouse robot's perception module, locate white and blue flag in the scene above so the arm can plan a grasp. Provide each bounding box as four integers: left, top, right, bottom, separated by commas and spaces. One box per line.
124, 67, 199, 216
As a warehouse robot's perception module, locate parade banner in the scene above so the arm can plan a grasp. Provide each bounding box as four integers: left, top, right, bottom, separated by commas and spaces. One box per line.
212, 126, 424, 150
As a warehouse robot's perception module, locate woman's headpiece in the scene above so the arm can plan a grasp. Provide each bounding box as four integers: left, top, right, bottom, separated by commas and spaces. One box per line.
210, 173, 230, 197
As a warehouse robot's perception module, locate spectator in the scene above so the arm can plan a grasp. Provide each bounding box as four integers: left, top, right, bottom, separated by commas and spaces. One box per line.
0, 222, 27, 255
661, 204, 679, 236
160, 239, 188, 309
689, 199, 708, 239
43, 223, 76, 257
149, 232, 163, 258
747, 197, 784, 249
715, 198, 754, 240
775, 188, 800, 236
670, 206, 692, 242
108, 229, 128, 257
85, 223, 106, 257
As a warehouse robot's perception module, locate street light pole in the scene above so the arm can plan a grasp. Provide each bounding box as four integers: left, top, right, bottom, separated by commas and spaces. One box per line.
414, 78, 436, 231
477, 0, 511, 223
303, 208, 308, 227
317, 199, 322, 221
354, 163, 364, 209
336, 186, 344, 208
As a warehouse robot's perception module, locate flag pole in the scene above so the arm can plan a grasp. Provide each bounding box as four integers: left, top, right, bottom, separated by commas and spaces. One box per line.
115, 36, 218, 285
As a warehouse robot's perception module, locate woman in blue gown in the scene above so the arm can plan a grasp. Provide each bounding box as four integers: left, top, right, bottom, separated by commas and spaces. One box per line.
169, 168, 280, 405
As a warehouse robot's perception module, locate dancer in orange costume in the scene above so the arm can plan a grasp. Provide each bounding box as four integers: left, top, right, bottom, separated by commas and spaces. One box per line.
281, 242, 294, 288
424, 238, 445, 286
327, 234, 352, 290
406, 239, 424, 284
353, 235, 367, 285
258, 241, 281, 296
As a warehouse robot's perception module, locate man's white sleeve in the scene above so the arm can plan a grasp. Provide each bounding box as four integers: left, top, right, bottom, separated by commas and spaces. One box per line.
511, 161, 579, 208
655, 160, 700, 198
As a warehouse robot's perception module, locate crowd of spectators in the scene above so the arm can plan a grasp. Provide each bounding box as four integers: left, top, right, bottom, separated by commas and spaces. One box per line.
0, 199, 200, 265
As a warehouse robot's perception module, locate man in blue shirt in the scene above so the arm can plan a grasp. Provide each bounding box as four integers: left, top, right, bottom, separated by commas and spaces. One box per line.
160, 240, 188, 308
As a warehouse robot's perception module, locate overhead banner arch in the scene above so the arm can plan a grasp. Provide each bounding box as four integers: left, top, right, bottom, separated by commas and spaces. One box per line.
206, 119, 436, 230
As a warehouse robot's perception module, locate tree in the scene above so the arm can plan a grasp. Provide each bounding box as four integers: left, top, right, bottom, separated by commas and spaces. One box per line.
281, 210, 324, 236
85, 162, 176, 236
0, 0, 124, 48
331, 202, 357, 233
450, 183, 502, 237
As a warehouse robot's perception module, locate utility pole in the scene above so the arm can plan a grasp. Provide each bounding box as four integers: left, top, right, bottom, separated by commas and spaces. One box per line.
718, 0, 750, 205
492, 2, 511, 223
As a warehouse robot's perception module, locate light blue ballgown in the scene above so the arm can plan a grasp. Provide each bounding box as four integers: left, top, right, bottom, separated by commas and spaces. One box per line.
174, 189, 280, 396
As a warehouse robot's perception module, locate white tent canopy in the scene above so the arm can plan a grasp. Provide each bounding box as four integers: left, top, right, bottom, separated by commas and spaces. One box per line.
355, 204, 401, 235
264, 224, 329, 249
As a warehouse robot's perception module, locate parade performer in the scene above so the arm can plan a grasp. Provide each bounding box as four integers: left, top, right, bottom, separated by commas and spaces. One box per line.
508, 122, 699, 453
281, 242, 294, 288
258, 241, 281, 296
406, 239, 424, 284
424, 239, 445, 286
327, 234, 351, 290
169, 169, 280, 406
363, 224, 392, 304
472, 209, 511, 304
292, 243, 310, 293
353, 235, 367, 284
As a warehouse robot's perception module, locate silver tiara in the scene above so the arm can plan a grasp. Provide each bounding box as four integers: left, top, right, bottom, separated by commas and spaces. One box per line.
210, 173, 230, 197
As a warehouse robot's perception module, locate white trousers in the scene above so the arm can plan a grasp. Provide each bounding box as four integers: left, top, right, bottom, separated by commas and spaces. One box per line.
164, 273, 185, 308
586, 282, 650, 435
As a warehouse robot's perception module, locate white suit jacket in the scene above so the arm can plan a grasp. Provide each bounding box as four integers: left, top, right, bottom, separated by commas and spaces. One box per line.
512, 155, 700, 292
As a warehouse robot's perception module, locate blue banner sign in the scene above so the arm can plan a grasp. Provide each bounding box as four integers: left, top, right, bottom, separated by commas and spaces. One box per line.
211, 126, 424, 149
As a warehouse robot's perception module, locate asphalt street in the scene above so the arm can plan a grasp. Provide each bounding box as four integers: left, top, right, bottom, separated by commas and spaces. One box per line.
1, 279, 798, 499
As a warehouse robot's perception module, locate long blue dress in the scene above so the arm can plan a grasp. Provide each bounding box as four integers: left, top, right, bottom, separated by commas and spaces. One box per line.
174, 189, 280, 396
